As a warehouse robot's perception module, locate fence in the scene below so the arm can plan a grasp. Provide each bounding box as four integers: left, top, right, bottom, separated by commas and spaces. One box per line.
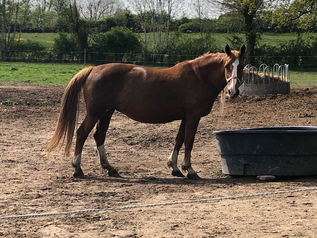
0, 49, 200, 66
1, 49, 317, 69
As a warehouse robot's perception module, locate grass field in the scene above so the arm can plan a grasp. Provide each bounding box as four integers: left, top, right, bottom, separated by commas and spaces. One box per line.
18, 33, 57, 48
19, 32, 315, 49
0, 62, 316, 88
290, 71, 317, 88
0, 62, 85, 85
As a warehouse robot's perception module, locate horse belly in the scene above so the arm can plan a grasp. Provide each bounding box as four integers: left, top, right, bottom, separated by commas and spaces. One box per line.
117, 98, 184, 123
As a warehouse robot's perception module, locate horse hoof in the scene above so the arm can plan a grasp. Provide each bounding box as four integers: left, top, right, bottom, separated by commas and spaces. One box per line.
73, 167, 85, 178
172, 170, 185, 177
108, 168, 120, 177
187, 173, 201, 180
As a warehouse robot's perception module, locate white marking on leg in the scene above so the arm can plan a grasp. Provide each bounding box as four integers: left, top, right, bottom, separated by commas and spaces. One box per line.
168, 149, 179, 171
97, 144, 111, 169
72, 154, 81, 167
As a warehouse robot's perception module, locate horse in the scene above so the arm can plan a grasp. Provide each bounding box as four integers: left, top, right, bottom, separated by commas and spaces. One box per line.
45, 44, 245, 180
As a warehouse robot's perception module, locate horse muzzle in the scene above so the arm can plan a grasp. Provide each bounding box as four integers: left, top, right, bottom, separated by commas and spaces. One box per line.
228, 89, 240, 100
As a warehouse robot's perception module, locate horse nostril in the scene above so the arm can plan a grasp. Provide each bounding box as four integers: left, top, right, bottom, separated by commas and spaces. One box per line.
228, 90, 231, 95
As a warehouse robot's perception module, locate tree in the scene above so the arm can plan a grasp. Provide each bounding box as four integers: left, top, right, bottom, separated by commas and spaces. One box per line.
79, 0, 122, 32
221, 0, 264, 64
31, 4, 57, 32
272, 0, 317, 32
65, 2, 88, 51
52, 0, 68, 16
216, 12, 244, 33
0, 0, 19, 59
130, 0, 179, 53
17, 0, 32, 34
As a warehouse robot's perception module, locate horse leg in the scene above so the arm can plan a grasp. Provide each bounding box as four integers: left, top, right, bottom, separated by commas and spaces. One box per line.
181, 117, 201, 180
167, 119, 185, 177
72, 114, 98, 178
93, 110, 120, 177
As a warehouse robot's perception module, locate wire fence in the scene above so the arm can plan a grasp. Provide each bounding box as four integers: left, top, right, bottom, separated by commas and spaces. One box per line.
1, 50, 317, 69
0, 50, 199, 66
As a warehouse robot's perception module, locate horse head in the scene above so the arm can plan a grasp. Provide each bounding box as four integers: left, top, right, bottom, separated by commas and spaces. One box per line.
224, 44, 245, 99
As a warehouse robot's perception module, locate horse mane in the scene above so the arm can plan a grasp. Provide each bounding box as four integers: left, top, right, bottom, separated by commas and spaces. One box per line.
188, 52, 224, 65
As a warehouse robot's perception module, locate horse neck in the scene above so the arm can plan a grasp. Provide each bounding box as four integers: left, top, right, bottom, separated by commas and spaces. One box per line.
199, 59, 227, 95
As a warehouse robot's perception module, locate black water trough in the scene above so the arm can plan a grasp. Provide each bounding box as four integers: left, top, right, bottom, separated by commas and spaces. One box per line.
213, 126, 317, 176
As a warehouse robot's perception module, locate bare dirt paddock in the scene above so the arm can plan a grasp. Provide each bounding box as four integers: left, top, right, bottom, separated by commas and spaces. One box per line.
1, 85, 317, 238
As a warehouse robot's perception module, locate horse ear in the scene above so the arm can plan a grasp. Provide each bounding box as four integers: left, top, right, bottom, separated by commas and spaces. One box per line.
239, 44, 246, 57
225, 44, 231, 56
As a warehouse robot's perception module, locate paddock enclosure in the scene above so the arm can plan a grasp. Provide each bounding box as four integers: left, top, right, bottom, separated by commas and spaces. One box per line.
1, 85, 317, 237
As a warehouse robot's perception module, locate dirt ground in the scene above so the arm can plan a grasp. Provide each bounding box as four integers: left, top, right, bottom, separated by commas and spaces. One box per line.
1, 84, 317, 238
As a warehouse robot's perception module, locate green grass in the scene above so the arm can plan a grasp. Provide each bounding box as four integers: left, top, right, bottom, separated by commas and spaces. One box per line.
0, 62, 316, 88
259, 32, 298, 46
0, 62, 86, 85
18, 32, 313, 49
290, 71, 317, 88
137, 32, 303, 49
18, 33, 57, 48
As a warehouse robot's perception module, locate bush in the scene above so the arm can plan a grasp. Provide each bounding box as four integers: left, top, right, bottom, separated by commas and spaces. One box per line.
179, 21, 201, 33
164, 32, 220, 65
1, 40, 47, 61
89, 26, 143, 63
52, 32, 78, 61
254, 34, 317, 69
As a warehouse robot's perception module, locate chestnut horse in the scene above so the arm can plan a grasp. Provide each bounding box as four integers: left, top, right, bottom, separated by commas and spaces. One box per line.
46, 44, 245, 179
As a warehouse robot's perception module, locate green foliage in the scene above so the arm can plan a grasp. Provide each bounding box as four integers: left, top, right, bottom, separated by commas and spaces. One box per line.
254, 34, 317, 68
295, 231, 304, 237
104, 17, 117, 31
89, 27, 143, 63
2, 40, 47, 61
52, 33, 77, 61
1, 99, 13, 106
272, 0, 317, 32
179, 21, 201, 33
226, 34, 245, 50
165, 32, 220, 65
5, 31, 317, 69
217, 12, 245, 33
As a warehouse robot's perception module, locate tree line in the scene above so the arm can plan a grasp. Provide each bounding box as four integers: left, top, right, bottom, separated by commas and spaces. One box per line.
1, 0, 317, 68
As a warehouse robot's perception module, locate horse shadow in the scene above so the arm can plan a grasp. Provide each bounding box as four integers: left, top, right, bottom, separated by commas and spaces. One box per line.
70, 174, 317, 186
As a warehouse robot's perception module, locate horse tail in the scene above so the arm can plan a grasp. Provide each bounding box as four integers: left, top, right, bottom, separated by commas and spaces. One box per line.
45, 66, 93, 156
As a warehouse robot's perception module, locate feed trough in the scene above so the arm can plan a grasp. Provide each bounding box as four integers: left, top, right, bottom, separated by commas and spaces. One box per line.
213, 126, 317, 176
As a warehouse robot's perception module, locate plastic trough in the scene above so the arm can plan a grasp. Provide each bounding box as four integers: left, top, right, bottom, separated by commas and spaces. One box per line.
213, 126, 317, 176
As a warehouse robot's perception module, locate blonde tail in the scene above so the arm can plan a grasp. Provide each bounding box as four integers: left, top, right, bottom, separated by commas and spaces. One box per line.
45, 66, 93, 156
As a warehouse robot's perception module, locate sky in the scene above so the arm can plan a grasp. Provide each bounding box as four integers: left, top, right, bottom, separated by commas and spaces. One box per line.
122, 0, 224, 19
